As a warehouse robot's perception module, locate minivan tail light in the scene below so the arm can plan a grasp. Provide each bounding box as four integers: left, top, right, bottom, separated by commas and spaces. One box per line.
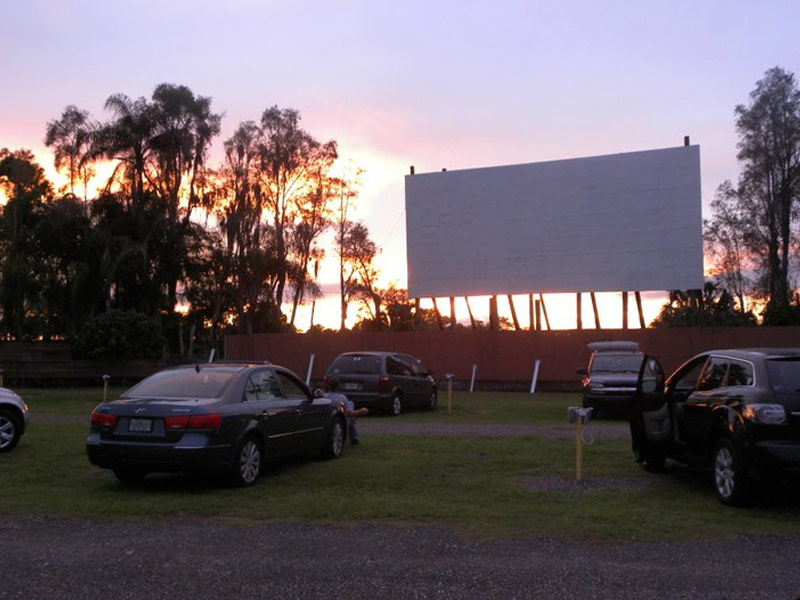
91, 410, 118, 428
378, 376, 392, 393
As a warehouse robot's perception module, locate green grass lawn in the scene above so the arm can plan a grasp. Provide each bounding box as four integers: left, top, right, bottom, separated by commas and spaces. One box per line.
2, 388, 800, 541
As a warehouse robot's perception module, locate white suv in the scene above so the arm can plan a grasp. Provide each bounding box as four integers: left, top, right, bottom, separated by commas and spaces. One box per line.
0, 387, 29, 452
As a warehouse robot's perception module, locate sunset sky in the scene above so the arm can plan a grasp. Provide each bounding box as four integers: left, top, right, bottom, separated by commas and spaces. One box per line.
3, 1, 800, 329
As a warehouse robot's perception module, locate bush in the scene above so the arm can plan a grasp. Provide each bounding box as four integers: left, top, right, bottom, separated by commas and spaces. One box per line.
72, 310, 165, 360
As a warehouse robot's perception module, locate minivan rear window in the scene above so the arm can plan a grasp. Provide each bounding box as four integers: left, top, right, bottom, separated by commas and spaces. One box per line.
766, 358, 800, 393
328, 355, 382, 375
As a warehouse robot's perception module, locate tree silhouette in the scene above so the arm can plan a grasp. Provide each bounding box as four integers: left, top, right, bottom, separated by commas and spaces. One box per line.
44, 105, 97, 200
734, 67, 800, 318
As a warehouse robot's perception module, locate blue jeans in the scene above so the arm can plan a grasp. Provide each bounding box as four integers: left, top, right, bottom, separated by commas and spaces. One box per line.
348, 418, 359, 443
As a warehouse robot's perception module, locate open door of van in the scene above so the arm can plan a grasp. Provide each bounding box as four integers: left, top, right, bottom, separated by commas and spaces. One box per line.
629, 354, 671, 471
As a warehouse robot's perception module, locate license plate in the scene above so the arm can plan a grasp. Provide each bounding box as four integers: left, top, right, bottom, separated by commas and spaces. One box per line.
342, 382, 361, 391
128, 418, 153, 433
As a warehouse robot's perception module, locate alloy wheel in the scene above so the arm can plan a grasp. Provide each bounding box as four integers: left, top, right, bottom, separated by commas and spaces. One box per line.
238, 439, 262, 485
714, 445, 736, 501
0, 412, 18, 452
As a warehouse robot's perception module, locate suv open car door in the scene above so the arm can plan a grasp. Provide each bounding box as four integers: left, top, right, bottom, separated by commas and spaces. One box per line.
629, 354, 670, 471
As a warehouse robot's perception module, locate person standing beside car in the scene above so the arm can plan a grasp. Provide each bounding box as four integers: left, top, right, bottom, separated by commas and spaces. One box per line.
326, 378, 368, 445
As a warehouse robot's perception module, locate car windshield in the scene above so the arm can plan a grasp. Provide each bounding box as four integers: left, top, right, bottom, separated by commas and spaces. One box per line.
766, 358, 800, 393
328, 355, 382, 375
124, 367, 239, 399
591, 354, 642, 373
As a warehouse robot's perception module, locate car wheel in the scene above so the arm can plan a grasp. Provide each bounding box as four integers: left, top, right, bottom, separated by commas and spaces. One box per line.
388, 393, 403, 416
322, 417, 345, 459
712, 438, 751, 506
0, 408, 22, 453
231, 435, 262, 487
426, 391, 438, 411
113, 467, 147, 483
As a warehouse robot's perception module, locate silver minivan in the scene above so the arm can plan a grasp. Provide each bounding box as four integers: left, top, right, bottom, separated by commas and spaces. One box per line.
324, 351, 437, 416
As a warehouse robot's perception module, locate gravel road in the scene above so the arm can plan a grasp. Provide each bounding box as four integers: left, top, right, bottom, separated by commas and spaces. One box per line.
3, 516, 800, 600
5, 415, 800, 599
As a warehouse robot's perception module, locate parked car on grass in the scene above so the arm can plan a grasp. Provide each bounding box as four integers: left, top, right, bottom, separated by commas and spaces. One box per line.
0, 388, 29, 453
630, 348, 800, 505
87, 362, 347, 485
324, 351, 437, 416
578, 341, 646, 417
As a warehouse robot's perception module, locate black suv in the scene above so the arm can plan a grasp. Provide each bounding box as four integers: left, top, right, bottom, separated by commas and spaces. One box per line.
630, 348, 800, 505
578, 341, 644, 417
324, 351, 437, 416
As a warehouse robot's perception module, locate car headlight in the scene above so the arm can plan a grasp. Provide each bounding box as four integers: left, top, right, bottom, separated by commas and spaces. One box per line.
742, 403, 786, 425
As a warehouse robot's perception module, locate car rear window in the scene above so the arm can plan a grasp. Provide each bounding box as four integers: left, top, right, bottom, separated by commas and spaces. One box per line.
590, 354, 642, 372
328, 355, 382, 375
766, 358, 800, 393
124, 368, 239, 399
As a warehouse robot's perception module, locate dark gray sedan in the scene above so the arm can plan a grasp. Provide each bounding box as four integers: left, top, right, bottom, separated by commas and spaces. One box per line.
87, 363, 347, 485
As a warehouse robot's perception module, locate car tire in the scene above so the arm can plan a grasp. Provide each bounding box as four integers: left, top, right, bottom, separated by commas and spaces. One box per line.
388, 393, 403, 417
0, 408, 22, 453
322, 417, 345, 459
712, 438, 751, 506
231, 435, 262, 487
426, 391, 438, 411
113, 467, 147, 483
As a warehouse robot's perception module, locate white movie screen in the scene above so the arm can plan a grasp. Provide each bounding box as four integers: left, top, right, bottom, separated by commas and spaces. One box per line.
405, 145, 703, 298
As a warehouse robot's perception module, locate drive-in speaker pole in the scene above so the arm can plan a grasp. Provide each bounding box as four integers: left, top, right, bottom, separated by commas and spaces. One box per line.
568, 406, 593, 481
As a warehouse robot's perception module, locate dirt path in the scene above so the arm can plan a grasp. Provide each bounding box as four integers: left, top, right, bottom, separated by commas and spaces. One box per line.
358, 419, 629, 440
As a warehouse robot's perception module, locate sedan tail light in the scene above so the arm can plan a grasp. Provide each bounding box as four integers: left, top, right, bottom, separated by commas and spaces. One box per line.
165, 413, 222, 431
90, 410, 118, 428
378, 376, 392, 393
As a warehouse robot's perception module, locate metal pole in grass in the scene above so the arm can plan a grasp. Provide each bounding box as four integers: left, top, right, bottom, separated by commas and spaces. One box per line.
529, 359, 541, 394
576, 418, 584, 481
445, 374, 454, 414
102, 375, 110, 402
469, 364, 477, 392
305, 353, 315, 386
